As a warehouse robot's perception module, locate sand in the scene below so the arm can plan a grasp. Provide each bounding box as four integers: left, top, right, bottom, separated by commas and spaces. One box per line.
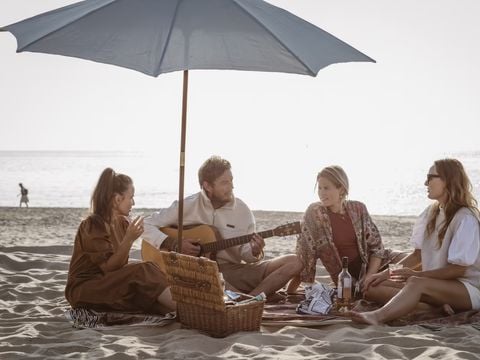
1, 207, 479, 359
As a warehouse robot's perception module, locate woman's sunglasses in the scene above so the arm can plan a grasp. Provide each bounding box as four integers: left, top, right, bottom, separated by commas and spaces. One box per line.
427, 174, 441, 182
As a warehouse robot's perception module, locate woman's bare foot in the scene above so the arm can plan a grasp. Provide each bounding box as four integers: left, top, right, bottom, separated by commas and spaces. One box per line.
351, 299, 372, 312
348, 311, 382, 325
443, 304, 455, 316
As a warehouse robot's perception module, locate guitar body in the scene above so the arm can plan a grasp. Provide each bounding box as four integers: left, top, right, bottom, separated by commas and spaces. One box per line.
141, 239, 169, 273
160, 224, 221, 245
141, 225, 221, 273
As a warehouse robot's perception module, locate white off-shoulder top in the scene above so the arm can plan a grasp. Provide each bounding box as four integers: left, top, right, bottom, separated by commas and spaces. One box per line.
411, 205, 480, 290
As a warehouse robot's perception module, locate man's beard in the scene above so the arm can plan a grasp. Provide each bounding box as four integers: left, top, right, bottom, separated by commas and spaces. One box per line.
210, 192, 233, 207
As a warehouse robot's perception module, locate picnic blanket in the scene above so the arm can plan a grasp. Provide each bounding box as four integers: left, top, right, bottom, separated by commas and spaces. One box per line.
64, 293, 480, 331
65, 308, 176, 329
262, 293, 480, 330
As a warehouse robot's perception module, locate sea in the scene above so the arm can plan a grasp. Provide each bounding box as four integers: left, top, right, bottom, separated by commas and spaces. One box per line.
1, 150, 479, 216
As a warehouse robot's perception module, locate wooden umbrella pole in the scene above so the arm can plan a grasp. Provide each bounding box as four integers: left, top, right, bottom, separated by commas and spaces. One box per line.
177, 70, 189, 253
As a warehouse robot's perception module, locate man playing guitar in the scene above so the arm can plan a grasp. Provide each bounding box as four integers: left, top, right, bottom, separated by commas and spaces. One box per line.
142, 155, 303, 298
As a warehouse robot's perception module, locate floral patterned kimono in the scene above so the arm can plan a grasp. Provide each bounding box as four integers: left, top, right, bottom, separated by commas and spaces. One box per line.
296, 200, 390, 288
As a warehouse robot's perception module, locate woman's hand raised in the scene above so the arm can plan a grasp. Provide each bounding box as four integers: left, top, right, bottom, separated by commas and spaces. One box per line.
125, 216, 144, 243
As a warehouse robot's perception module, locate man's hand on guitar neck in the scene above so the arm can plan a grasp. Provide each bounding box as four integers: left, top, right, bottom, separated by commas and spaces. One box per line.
249, 233, 265, 258
180, 238, 202, 256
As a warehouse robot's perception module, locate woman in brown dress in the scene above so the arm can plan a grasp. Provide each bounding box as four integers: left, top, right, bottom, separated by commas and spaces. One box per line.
65, 168, 175, 314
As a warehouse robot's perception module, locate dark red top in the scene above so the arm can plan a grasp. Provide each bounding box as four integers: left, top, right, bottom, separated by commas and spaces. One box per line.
327, 210, 362, 279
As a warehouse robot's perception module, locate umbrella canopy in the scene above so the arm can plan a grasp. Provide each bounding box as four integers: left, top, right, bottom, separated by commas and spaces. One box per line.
1, 0, 374, 76
1, 0, 375, 250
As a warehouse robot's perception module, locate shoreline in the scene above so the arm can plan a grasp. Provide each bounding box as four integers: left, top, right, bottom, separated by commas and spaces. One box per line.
0, 206, 419, 219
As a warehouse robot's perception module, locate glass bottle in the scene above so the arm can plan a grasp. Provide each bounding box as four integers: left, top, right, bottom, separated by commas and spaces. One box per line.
337, 256, 352, 310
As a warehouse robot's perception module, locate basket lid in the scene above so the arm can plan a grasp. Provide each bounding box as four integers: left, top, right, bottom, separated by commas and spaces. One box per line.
160, 252, 226, 312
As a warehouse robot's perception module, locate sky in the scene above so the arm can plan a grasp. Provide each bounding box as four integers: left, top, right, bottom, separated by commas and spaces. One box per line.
1, 0, 480, 212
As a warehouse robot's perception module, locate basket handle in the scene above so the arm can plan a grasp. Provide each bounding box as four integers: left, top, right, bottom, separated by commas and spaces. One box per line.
166, 252, 208, 269
172, 275, 212, 291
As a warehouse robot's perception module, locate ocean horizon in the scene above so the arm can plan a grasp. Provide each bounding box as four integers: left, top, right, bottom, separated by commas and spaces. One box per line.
1, 150, 479, 216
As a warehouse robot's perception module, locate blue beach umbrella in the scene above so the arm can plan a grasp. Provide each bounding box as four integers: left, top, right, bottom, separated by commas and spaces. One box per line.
1, 0, 375, 250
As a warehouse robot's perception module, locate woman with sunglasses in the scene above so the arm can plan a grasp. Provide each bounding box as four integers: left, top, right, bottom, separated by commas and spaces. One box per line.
350, 159, 480, 324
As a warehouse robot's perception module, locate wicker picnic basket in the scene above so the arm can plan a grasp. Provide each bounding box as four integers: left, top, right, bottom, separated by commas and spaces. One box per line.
160, 252, 265, 338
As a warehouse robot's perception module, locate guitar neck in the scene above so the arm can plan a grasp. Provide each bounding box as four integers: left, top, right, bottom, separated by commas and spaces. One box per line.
201, 229, 274, 254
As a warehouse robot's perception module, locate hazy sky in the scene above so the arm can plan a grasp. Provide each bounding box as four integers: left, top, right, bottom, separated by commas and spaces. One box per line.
1, 0, 480, 212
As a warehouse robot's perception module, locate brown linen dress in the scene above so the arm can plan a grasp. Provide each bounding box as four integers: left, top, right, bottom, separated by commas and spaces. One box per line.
65, 215, 168, 314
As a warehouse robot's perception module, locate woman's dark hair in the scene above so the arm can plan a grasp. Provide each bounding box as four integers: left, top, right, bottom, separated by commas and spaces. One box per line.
90, 168, 132, 223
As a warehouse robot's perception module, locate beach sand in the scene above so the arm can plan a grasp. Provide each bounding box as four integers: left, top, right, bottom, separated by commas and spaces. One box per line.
1, 207, 479, 359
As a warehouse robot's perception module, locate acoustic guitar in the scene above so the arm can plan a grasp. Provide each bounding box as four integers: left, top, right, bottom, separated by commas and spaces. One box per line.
141, 221, 301, 273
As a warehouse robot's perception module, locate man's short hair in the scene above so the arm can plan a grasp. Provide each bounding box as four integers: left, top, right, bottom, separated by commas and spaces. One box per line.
198, 156, 231, 187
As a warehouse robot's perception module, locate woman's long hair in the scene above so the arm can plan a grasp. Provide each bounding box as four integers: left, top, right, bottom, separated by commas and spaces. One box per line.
426, 158, 479, 246
90, 168, 132, 223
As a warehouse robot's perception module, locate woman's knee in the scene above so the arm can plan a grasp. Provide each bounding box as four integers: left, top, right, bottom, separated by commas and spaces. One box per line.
404, 276, 426, 290
286, 255, 304, 273
363, 285, 389, 303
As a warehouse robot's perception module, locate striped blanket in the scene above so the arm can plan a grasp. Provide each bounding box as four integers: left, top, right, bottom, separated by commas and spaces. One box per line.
65, 308, 176, 329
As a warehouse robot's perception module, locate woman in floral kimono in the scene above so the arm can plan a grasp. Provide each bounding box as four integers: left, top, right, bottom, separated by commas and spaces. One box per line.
288, 165, 403, 298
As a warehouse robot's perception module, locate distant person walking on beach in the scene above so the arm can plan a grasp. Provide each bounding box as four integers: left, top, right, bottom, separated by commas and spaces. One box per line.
288, 165, 405, 298
18, 183, 29, 208
65, 168, 175, 314
350, 159, 480, 324
143, 155, 303, 299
